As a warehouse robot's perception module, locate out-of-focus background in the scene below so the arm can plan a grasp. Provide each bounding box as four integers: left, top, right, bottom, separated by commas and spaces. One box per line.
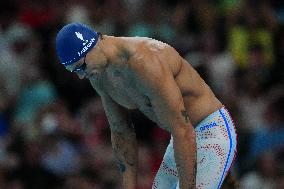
0, 0, 283, 188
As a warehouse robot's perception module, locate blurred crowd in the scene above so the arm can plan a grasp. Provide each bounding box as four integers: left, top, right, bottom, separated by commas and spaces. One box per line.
0, 0, 283, 188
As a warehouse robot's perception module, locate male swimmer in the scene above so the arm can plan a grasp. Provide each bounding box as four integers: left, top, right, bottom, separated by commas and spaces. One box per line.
55, 23, 237, 189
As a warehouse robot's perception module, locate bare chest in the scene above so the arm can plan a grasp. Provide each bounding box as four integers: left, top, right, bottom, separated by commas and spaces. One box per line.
106, 71, 146, 109
90, 68, 161, 125
91, 68, 151, 108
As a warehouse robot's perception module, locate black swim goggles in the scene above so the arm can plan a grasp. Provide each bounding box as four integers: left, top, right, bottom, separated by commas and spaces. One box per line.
71, 55, 87, 74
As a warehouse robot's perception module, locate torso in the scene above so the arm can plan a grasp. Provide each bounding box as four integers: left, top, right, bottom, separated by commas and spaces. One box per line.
89, 37, 222, 130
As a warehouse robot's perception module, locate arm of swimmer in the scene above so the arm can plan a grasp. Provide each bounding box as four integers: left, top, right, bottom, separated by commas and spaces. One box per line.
129, 56, 197, 189
100, 94, 138, 189
151, 80, 197, 189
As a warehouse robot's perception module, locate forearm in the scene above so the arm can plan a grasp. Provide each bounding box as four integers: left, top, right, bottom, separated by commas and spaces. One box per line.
173, 125, 197, 189
111, 130, 138, 189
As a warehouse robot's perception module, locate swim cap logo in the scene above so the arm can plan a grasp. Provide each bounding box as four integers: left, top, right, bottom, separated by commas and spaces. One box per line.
75, 32, 88, 45
75, 31, 97, 57
77, 37, 96, 57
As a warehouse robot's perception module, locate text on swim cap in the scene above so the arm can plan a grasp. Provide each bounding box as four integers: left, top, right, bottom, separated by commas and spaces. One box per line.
77, 38, 96, 57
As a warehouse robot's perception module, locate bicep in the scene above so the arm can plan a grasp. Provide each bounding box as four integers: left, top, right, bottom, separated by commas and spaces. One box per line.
150, 76, 192, 133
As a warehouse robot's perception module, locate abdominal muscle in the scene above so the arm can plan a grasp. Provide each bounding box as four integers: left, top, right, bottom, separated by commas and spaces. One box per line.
182, 95, 222, 126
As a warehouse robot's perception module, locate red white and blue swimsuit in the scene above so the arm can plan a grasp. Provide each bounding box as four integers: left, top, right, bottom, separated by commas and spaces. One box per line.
152, 107, 237, 189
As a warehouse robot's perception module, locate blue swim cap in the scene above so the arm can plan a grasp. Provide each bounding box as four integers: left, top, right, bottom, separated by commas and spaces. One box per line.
56, 23, 99, 65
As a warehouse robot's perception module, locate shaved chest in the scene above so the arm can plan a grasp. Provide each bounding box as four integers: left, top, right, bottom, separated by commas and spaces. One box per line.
107, 71, 141, 109
93, 69, 149, 110
111, 72, 164, 125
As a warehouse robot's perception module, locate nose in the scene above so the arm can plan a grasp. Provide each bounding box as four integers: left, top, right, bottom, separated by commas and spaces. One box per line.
77, 72, 87, 79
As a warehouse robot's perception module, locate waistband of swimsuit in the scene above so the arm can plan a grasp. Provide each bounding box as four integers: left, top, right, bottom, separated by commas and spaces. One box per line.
195, 106, 227, 129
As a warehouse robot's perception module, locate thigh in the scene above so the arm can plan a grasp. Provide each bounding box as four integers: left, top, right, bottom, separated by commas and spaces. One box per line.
153, 108, 237, 189
195, 108, 237, 189
174, 137, 236, 189
152, 137, 178, 189
195, 139, 230, 188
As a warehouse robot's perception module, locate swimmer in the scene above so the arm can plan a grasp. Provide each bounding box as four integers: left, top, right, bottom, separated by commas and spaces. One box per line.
55, 23, 237, 189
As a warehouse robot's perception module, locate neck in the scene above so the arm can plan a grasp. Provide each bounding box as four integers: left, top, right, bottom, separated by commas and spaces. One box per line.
99, 36, 118, 57
99, 36, 129, 63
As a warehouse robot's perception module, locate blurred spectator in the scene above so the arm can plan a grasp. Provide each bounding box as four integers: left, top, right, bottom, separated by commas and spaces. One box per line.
0, 114, 9, 137
18, 0, 57, 29
127, 0, 175, 43
63, 174, 101, 189
0, 2, 41, 120
236, 44, 273, 132
41, 135, 82, 177
79, 97, 108, 147
240, 151, 278, 189
64, 2, 92, 26
227, 0, 277, 68
248, 93, 284, 163
5, 137, 59, 189
13, 78, 57, 126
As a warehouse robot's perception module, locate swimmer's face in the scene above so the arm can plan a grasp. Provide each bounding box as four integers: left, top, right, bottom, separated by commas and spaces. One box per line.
65, 46, 107, 79
65, 55, 88, 79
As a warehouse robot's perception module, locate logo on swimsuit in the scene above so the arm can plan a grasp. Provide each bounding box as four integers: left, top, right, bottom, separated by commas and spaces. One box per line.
199, 122, 217, 131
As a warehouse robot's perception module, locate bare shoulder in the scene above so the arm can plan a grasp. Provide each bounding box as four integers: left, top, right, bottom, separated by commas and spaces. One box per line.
127, 37, 182, 81
127, 40, 165, 79
124, 38, 181, 97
